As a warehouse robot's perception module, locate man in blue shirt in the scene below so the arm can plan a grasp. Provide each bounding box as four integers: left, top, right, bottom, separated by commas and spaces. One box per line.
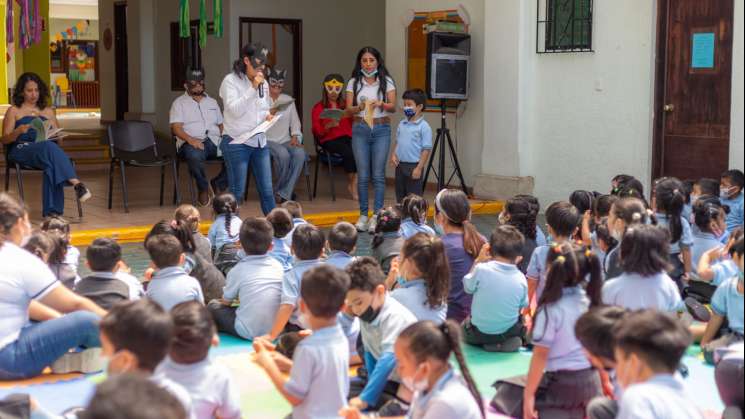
389, 89, 432, 203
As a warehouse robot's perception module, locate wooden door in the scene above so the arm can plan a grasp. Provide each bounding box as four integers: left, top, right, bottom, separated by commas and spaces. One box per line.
653, 0, 734, 180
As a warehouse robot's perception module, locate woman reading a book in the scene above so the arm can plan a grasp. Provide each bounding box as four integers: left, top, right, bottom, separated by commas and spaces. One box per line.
1, 72, 92, 218
311, 73, 358, 200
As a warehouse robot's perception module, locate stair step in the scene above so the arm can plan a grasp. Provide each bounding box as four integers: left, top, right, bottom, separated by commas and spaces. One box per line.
62, 144, 109, 152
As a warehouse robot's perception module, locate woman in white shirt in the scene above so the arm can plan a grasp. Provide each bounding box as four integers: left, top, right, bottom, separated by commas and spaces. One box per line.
218, 43, 276, 215
0, 193, 106, 380
346, 47, 397, 233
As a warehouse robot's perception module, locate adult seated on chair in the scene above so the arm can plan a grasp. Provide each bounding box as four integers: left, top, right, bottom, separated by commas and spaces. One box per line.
265, 68, 306, 204
1, 73, 92, 218
0, 193, 106, 380
311, 73, 358, 200
170, 67, 228, 207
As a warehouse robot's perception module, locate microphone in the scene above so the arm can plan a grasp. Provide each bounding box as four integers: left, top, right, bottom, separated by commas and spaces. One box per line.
257, 69, 265, 98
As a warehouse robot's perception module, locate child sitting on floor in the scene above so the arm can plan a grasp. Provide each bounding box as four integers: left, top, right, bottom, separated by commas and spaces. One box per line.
696, 228, 743, 287
691, 197, 728, 271
208, 193, 242, 274
371, 207, 404, 275
653, 178, 693, 286
720, 169, 744, 234
346, 257, 417, 411
254, 265, 351, 419
462, 225, 528, 352
341, 320, 484, 419
325, 221, 358, 269
266, 207, 294, 270
526, 201, 581, 303
602, 224, 683, 312
580, 194, 618, 271
156, 301, 241, 419
75, 237, 144, 309
175, 204, 212, 262
388, 233, 449, 324
41, 215, 79, 288
495, 242, 603, 418
499, 196, 538, 274
145, 234, 204, 311
83, 373, 188, 419
399, 194, 435, 239
23, 231, 63, 265
207, 217, 283, 340
700, 237, 744, 364
266, 223, 326, 340
99, 299, 194, 417
575, 306, 629, 419
605, 197, 652, 280
282, 200, 308, 229
613, 310, 702, 419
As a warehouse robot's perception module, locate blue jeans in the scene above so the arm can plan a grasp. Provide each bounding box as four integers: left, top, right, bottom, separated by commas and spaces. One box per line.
178, 139, 227, 192
267, 141, 306, 201
219, 135, 275, 215
8, 141, 77, 217
0, 311, 101, 380
352, 123, 391, 215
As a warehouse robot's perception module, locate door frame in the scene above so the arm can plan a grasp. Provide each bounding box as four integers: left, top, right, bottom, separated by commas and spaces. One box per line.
114, 1, 129, 121
238, 17, 303, 124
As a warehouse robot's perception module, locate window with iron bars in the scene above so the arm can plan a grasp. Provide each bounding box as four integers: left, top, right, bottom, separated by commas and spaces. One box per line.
537, 0, 593, 53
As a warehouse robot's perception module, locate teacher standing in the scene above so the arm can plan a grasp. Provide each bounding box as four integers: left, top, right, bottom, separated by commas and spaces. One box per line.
218, 43, 276, 215
346, 47, 396, 233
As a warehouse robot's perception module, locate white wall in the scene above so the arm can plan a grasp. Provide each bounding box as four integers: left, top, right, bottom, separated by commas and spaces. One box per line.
50, 3, 98, 20
98, 0, 115, 122
731, 0, 744, 170
385, 0, 485, 184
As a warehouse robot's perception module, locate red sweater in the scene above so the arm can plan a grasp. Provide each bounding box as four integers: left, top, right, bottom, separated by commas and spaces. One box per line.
311, 101, 353, 144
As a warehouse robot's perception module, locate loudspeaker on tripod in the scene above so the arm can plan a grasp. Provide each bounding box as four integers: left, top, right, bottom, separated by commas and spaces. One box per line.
426, 32, 471, 101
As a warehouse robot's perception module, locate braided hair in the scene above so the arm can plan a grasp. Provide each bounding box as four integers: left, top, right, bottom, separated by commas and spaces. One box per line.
401, 194, 429, 226
504, 197, 537, 241
654, 177, 687, 243
398, 320, 485, 418
213, 193, 239, 238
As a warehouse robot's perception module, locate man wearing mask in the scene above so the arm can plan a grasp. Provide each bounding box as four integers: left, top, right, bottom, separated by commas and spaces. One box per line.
170, 67, 227, 206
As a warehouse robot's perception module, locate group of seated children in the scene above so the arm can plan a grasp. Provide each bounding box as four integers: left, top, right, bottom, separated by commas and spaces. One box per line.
11, 168, 744, 419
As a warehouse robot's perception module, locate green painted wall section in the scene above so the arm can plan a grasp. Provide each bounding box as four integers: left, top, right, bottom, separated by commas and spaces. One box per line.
21, 0, 51, 88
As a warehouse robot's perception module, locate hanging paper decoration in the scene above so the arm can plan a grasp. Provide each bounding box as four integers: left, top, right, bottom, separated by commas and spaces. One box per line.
32, 0, 42, 44
199, 0, 207, 48
18, 0, 31, 49
213, 0, 223, 38
5, 0, 14, 56
179, 0, 190, 38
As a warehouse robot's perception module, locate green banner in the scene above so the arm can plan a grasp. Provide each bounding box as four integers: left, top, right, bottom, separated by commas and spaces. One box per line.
179, 0, 190, 38
199, 0, 207, 48
213, 0, 223, 38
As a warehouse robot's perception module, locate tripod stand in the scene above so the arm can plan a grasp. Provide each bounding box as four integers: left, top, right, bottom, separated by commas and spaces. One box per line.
422, 99, 468, 193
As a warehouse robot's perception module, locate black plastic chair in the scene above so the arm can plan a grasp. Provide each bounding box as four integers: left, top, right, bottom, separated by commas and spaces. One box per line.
106, 121, 180, 213
3, 143, 83, 218
312, 135, 345, 201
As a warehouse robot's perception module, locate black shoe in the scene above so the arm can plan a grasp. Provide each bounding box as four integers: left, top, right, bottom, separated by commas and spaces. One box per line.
210, 178, 225, 196
74, 183, 92, 202
291, 192, 297, 201
684, 297, 711, 322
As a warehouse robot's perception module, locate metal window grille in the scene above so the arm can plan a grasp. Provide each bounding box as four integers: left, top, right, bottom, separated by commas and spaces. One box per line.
537, 0, 593, 53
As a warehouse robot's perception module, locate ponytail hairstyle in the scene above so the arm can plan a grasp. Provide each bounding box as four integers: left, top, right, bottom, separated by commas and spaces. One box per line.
654, 177, 687, 243
504, 197, 537, 241
371, 207, 402, 250
212, 193, 239, 238
593, 194, 619, 219
23, 231, 65, 264
610, 197, 654, 238
0, 193, 27, 248
692, 196, 727, 234
595, 217, 618, 251
614, 176, 648, 206
620, 224, 671, 276
146, 219, 197, 254
570, 190, 596, 215
350, 46, 393, 107
174, 204, 201, 234
400, 234, 450, 309
611, 174, 636, 195
398, 321, 485, 419
434, 189, 486, 258
401, 194, 429, 226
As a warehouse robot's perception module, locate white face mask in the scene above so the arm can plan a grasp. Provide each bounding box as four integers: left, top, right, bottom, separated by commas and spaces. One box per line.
610, 222, 623, 242
402, 365, 428, 393
498, 212, 508, 225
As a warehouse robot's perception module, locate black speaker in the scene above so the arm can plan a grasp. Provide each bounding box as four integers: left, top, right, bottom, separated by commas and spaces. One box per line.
426, 32, 471, 101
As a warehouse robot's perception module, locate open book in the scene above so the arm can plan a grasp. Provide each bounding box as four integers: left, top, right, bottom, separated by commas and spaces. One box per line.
271, 96, 295, 112
29, 117, 67, 142
230, 114, 283, 145
319, 108, 345, 121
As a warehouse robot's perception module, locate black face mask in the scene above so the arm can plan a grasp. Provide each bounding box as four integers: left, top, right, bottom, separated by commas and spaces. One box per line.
358, 303, 382, 323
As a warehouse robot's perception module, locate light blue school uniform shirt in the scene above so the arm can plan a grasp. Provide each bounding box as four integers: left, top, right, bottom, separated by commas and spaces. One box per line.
602, 271, 683, 312
655, 213, 693, 254
395, 117, 433, 163
711, 276, 744, 335
532, 286, 591, 371
527, 245, 551, 300
399, 218, 436, 239
281, 259, 324, 328
712, 259, 739, 286
360, 296, 417, 361
407, 369, 482, 419
463, 261, 528, 335
391, 279, 447, 324
536, 226, 548, 247
324, 251, 355, 270
284, 324, 350, 419
223, 254, 284, 339
617, 374, 703, 419
268, 237, 293, 271
682, 203, 693, 225
691, 230, 723, 273
338, 311, 360, 357
146, 266, 204, 311
721, 192, 744, 233
207, 214, 242, 251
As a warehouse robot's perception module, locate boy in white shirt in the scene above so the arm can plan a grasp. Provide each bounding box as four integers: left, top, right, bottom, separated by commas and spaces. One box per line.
145, 234, 204, 311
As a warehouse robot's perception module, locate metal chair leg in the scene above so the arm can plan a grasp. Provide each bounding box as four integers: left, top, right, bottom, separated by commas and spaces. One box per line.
159, 165, 165, 207
119, 161, 129, 213
108, 161, 114, 210
4, 165, 9, 191
171, 160, 181, 205
16, 165, 24, 202
327, 160, 336, 202
75, 193, 83, 218
313, 155, 320, 199
305, 159, 312, 201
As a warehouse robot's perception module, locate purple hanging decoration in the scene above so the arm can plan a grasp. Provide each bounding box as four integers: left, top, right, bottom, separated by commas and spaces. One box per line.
5, 0, 13, 46
32, 0, 42, 44
18, 0, 31, 49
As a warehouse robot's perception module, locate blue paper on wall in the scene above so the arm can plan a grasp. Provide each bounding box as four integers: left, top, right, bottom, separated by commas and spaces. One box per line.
691, 32, 716, 69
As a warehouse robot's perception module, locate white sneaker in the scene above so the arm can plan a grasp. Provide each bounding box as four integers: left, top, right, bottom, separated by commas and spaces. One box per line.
355, 215, 369, 232
367, 214, 379, 234
51, 347, 105, 374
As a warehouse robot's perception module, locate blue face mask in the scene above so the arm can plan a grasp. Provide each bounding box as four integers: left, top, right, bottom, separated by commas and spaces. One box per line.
434, 222, 444, 236
361, 68, 379, 78
403, 106, 417, 119
396, 276, 407, 287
